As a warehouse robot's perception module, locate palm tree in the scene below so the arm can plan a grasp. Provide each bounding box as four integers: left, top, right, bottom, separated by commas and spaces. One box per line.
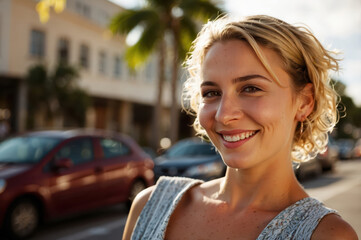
110, 0, 224, 148
26, 64, 90, 128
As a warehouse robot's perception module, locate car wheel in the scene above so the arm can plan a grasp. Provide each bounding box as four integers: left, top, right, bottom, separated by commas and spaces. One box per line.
5, 199, 39, 239
128, 180, 146, 207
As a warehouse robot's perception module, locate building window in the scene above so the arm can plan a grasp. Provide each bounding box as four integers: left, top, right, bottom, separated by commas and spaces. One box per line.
57, 38, 70, 64
114, 56, 121, 78
79, 44, 90, 69
75, 1, 91, 18
97, 9, 110, 26
145, 61, 154, 82
30, 29, 45, 57
98, 51, 107, 74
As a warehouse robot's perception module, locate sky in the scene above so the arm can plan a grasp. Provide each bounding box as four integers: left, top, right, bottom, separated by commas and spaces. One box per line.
110, 0, 361, 106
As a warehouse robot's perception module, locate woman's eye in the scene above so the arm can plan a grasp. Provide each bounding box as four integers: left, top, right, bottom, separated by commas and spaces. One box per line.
243, 86, 261, 93
202, 90, 221, 98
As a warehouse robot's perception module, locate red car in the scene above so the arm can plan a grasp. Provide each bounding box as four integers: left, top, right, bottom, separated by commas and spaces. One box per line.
0, 130, 154, 239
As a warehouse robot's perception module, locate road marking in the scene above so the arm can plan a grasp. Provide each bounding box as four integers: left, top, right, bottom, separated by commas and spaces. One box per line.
56, 216, 127, 240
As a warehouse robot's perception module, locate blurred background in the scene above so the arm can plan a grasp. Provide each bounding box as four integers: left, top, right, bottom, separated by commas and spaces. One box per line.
1, 0, 360, 148
0, 0, 360, 239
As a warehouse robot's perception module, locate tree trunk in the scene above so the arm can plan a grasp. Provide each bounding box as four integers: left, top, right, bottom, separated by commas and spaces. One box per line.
170, 25, 180, 144
151, 40, 166, 150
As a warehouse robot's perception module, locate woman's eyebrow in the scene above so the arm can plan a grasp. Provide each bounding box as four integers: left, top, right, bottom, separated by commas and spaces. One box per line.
200, 81, 218, 87
201, 74, 271, 87
232, 74, 271, 84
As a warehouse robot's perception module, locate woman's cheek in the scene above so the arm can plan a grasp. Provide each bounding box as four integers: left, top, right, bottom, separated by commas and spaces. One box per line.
198, 103, 213, 131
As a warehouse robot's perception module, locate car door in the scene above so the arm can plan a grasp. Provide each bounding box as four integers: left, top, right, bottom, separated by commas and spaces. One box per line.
47, 137, 102, 216
97, 137, 136, 203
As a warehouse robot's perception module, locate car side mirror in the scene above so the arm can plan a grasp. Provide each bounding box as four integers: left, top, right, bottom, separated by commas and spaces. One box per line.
53, 158, 73, 171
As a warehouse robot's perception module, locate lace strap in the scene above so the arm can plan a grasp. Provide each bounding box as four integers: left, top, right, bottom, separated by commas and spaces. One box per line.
131, 176, 203, 240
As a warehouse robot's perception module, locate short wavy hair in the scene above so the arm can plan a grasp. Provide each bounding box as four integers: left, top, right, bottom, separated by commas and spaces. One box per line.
182, 15, 340, 162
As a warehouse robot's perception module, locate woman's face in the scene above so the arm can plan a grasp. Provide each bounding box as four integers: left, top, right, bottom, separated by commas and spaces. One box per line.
199, 40, 302, 169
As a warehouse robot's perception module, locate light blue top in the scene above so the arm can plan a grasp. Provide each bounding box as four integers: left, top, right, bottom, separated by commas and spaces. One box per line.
131, 176, 337, 240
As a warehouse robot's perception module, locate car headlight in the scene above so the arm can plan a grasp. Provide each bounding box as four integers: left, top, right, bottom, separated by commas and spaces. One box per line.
0, 179, 6, 194
184, 162, 224, 177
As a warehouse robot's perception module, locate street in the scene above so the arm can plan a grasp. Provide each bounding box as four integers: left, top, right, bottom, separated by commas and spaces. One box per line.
303, 158, 361, 236
30, 159, 361, 239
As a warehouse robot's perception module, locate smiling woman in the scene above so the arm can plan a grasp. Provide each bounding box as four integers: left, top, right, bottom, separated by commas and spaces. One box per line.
184, 16, 340, 164
122, 15, 358, 240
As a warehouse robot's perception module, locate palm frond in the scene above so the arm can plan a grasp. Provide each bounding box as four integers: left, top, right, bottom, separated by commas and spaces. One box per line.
180, 0, 225, 21
125, 21, 164, 68
109, 8, 159, 35
146, 0, 177, 11
178, 16, 198, 60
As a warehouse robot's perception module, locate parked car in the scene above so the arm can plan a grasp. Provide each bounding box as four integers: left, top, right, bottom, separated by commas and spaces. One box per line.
352, 138, 361, 159
293, 158, 322, 180
154, 138, 226, 181
316, 136, 339, 171
0, 129, 154, 239
336, 138, 354, 160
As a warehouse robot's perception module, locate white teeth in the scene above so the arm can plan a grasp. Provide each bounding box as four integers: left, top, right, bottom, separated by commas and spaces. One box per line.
241, 132, 245, 139
222, 131, 256, 142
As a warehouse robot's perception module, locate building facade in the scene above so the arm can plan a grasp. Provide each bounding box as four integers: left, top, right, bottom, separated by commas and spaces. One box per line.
0, 0, 192, 146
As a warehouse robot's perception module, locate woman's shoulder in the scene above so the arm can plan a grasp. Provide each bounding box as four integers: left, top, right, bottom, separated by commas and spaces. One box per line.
130, 185, 156, 215
122, 176, 207, 240
311, 213, 358, 240
122, 186, 155, 240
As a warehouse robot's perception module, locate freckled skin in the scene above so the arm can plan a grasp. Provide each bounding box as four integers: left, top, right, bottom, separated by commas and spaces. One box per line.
164, 40, 308, 240
123, 36, 358, 240
199, 40, 299, 171
166, 183, 280, 240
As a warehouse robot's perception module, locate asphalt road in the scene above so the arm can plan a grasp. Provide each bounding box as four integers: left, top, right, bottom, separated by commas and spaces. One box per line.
29, 159, 361, 240
302, 158, 361, 237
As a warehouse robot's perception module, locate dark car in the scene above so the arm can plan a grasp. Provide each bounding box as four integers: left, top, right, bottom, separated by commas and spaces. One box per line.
293, 158, 322, 180
0, 129, 154, 239
316, 136, 339, 171
352, 138, 361, 159
336, 139, 354, 160
154, 138, 226, 181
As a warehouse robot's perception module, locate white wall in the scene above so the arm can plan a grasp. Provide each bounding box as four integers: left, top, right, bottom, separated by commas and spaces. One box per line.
0, 0, 11, 73
6, 0, 172, 106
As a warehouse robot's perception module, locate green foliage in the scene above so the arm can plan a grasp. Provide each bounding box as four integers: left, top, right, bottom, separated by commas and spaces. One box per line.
124, 18, 164, 68
333, 79, 361, 139
27, 65, 48, 105
109, 0, 224, 145
109, 0, 224, 69
180, 0, 225, 20
26, 64, 90, 128
110, 8, 164, 69
62, 88, 91, 126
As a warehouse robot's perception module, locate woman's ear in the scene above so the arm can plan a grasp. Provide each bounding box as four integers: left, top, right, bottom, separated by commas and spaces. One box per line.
296, 83, 315, 121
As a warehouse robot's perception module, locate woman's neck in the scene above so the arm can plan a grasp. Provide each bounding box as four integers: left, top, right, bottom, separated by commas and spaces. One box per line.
216, 158, 308, 212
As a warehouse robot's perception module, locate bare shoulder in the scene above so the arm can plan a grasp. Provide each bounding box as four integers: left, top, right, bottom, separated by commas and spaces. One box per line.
311, 213, 358, 240
122, 186, 155, 240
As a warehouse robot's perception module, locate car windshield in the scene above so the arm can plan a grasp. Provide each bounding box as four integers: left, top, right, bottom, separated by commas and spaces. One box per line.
166, 142, 217, 158
0, 136, 61, 164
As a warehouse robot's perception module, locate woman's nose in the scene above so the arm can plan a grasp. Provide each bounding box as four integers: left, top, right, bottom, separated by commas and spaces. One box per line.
215, 95, 244, 125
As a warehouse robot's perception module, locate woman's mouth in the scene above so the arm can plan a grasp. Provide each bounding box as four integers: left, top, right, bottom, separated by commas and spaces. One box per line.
222, 130, 258, 142
217, 130, 259, 148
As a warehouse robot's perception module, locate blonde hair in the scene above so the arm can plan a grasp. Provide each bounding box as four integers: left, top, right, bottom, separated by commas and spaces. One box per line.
183, 15, 340, 162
